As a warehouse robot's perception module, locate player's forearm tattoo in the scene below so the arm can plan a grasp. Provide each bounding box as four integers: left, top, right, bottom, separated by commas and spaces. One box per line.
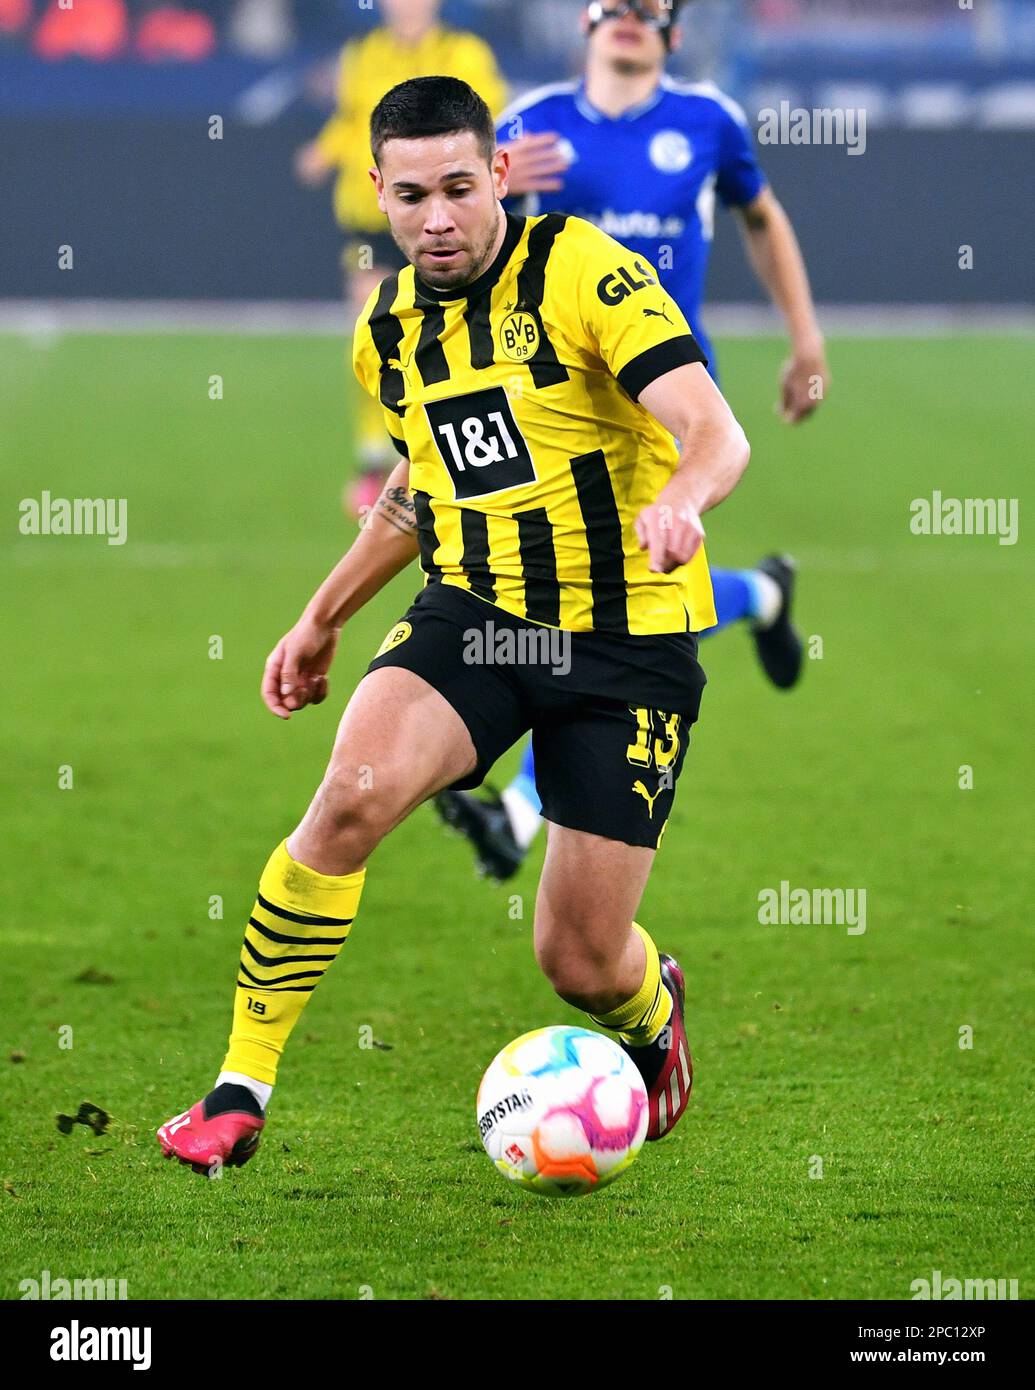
743, 205, 769, 231
375, 484, 418, 537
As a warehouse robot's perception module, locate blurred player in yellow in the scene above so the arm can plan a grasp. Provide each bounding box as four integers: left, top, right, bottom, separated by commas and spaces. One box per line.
296, 0, 506, 517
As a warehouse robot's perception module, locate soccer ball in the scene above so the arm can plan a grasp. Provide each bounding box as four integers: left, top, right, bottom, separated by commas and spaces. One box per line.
476, 1025, 649, 1197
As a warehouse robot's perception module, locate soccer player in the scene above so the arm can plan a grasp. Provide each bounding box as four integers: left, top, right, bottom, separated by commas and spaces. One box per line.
157, 75, 750, 1168
434, 0, 830, 879
295, 0, 506, 515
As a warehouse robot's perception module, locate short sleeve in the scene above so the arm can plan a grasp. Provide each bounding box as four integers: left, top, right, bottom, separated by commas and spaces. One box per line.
714, 101, 767, 209
353, 284, 409, 457
567, 222, 708, 400
352, 283, 382, 398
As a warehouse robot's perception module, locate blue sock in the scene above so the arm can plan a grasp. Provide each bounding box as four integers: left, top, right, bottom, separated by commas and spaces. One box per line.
701, 568, 761, 637
510, 739, 542, 814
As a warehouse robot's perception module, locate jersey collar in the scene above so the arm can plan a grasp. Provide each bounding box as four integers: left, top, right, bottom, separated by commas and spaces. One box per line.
413, 212, 526, 304
574, 78, 666, 124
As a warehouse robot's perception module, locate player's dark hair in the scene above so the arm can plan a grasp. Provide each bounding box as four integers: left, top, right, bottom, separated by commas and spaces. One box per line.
370, 77, 496, 165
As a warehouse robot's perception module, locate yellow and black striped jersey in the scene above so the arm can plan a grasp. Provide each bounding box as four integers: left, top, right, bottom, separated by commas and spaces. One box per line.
353, 212, 717, 635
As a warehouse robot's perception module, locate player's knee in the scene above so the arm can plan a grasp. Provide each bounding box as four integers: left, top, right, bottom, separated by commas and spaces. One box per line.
312, 768, 394, 854
535, 929, 624, 1008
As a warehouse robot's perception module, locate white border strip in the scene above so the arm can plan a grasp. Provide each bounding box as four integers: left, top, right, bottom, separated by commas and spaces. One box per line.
0, 299, 1033, 337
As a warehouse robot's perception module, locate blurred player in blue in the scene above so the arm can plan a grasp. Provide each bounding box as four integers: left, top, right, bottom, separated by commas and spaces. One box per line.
436, 0, 830, 878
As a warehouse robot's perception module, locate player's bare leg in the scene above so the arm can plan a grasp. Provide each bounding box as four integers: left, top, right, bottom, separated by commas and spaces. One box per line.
533, 823, 692, 1140
157, 667, 476, 1174
533, 824, 654, 1013
288, 665, 477, 875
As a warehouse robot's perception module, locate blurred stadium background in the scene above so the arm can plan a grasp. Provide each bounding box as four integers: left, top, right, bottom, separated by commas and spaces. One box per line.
1, 0, 1032, 314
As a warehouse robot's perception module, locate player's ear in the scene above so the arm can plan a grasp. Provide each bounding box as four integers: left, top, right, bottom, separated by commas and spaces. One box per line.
369, 165, 387, 213
668, 24, 683, 55
492, 145, 510, 201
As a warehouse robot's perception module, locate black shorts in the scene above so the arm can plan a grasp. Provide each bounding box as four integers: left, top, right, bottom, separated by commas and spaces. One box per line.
366, 583, 707, 849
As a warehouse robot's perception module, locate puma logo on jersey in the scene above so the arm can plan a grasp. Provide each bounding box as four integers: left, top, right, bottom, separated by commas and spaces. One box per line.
632, 780, 663, 817
643, 306, 673, 324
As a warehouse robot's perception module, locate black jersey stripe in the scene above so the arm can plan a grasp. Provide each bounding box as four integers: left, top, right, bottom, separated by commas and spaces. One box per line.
464, 293, 495, 370
516, 507, 560, 627
570, 448, 629, 633
367, 275, 406, 415
459, 509, 496, 603
414, 297, 451, 386
412, 491, 443, 577
516, 213, 569, 390
464, 215, 529, 369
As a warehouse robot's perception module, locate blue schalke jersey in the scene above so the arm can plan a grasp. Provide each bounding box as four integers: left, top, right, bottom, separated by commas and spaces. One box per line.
497, 77, 766, 376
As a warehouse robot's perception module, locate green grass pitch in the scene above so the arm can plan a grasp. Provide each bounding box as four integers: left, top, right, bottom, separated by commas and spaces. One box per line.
2, 331, 1032, 1300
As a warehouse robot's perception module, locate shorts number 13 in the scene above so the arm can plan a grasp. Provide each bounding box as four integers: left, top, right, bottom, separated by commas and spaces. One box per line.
625, 707, 681, 770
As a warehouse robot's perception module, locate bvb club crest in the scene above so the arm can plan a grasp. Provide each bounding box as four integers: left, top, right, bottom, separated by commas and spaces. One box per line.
375, 620, 412, 658
498, 310, 540, 363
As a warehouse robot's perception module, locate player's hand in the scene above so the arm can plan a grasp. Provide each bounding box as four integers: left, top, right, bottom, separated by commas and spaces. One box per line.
294, 141, 332, 187
262, 617, 339, 719
635, 497, 706, 574
500, 133, 569, 196
779, 340, 830, 424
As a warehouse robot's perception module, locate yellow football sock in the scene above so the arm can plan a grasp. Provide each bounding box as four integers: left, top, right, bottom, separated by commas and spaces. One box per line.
589, 923, 672, 1047
223, 841, 365, 1086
